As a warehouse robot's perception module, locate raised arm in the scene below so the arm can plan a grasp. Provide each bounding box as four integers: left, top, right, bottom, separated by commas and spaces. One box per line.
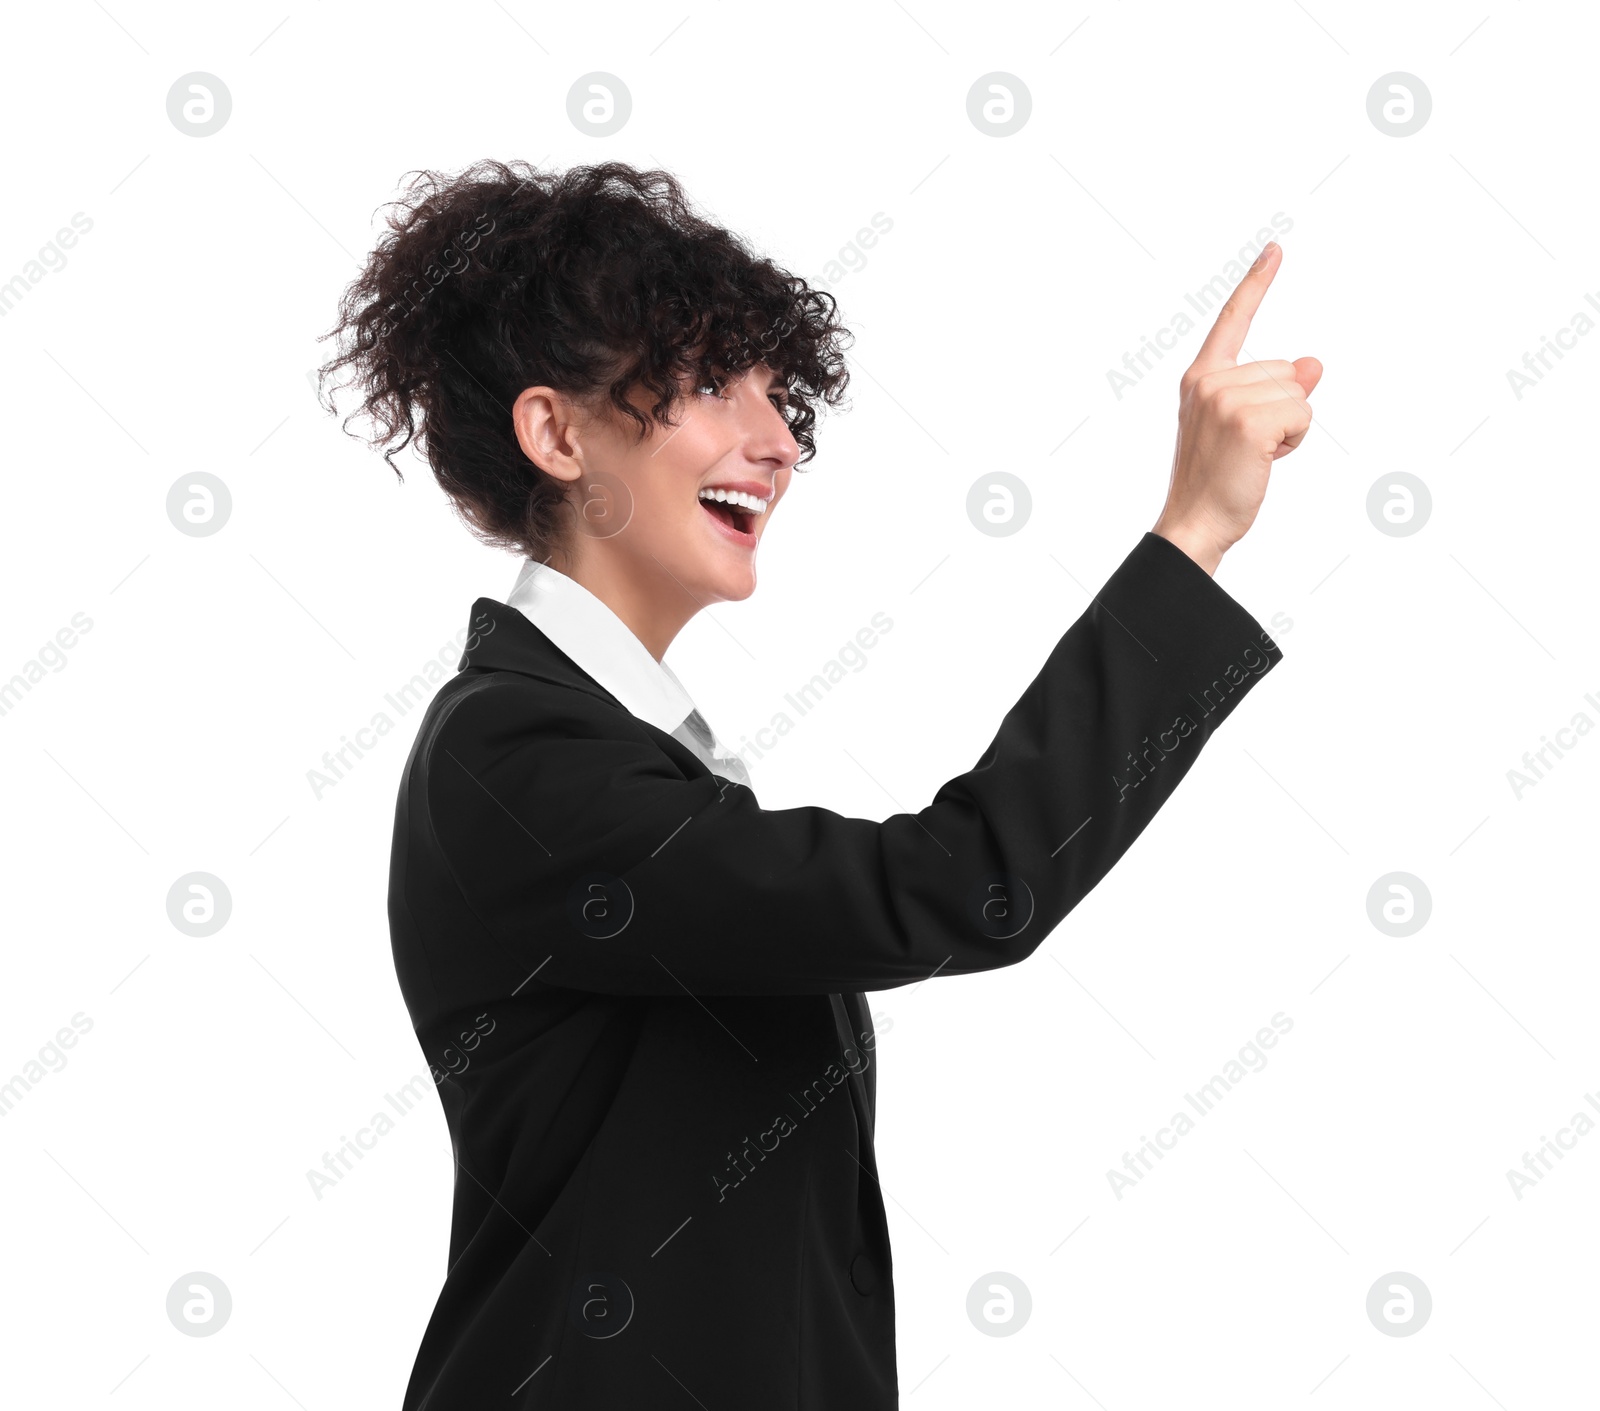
423, 532, 1278, 997
420, 240, 1318, 999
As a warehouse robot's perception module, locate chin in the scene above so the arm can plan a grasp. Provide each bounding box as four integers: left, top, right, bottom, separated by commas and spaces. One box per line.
710, 567, 759, 603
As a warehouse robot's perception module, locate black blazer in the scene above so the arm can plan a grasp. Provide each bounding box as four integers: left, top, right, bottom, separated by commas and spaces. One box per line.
388, 531, 1282, 1409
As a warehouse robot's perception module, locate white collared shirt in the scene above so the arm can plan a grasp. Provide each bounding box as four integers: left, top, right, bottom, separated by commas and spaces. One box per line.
503, 559, 751, 790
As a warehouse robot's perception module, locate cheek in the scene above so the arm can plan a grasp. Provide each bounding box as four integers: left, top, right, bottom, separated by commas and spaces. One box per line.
627, 458, 708, 539
653, 428, 725, 503
633, 485, 696, 544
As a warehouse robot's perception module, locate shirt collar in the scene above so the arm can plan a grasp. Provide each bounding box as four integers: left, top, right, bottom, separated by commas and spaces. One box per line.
502, 559, 698, 738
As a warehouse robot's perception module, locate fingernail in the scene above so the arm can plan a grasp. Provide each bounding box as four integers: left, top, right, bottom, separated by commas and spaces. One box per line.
1251, 241, 1278, 272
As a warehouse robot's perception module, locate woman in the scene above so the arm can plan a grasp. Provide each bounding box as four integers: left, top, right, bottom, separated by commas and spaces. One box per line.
319, 159, 1319, 1409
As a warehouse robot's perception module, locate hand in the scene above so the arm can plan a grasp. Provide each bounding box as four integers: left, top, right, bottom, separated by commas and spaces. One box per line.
1152, 241, 1322, 575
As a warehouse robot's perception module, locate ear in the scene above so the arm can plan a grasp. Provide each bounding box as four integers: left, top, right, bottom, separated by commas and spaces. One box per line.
512, 385, 584, 484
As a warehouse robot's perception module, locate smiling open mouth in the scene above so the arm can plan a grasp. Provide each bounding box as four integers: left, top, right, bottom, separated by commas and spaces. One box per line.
700, 499, 753, 534
697, 487, 767, 548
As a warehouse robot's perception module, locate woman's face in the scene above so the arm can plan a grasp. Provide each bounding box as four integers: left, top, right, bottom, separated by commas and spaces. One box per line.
554, 362, 802, 608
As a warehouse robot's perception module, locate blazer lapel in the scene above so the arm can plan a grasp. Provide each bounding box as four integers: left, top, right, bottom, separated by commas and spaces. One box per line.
457, 597, 625, 706
456, 596, 713, 784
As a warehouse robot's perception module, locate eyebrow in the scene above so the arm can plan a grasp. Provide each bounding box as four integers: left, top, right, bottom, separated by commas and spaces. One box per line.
727, 364, 789, 399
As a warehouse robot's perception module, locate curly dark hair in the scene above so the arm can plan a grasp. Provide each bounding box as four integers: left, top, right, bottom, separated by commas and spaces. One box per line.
315, 159, 854, 563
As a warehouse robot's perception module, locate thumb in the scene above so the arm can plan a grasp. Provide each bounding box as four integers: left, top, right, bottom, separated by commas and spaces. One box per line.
1293, 356, 1323, 397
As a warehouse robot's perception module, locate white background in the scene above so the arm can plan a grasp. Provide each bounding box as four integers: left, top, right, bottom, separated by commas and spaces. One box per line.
1, 0, 1595, 1405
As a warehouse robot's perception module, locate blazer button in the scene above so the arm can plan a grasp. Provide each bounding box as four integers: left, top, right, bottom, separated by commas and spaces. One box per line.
849, 1253, 878, 1297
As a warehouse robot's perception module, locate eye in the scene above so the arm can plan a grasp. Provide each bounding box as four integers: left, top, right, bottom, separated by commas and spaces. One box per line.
693, 369, 790, 414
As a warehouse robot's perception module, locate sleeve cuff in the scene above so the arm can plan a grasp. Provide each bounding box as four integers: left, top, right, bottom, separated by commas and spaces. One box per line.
1093, 531, 1284, 728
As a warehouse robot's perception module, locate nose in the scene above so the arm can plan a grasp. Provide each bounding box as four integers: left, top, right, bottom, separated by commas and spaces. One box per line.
733, 382, 800, 469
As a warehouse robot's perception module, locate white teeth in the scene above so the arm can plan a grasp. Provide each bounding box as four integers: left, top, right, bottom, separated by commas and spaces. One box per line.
698, 488, 769, 515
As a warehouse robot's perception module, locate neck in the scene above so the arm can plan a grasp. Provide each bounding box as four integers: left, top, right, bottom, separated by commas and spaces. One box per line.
552, 540, 698, 661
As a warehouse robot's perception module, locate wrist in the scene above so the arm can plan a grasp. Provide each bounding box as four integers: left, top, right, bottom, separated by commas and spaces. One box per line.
1150, 515, 1226, 577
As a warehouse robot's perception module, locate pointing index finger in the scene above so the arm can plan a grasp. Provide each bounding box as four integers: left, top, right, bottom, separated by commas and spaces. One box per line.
1191, 240, 1282, 375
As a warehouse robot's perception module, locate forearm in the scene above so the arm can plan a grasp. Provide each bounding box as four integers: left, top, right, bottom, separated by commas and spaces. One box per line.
1149, 512, 1227, 578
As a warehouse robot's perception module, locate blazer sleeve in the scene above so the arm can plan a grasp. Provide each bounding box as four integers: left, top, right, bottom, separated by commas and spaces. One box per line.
422, 532, 1283, 997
